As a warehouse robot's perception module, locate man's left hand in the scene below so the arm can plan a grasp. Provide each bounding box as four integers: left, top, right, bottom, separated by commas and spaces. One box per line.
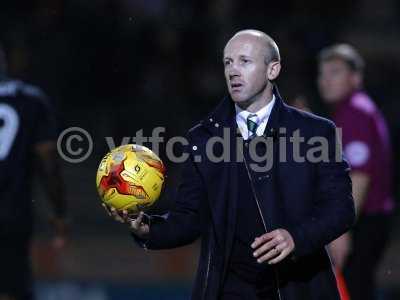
251, 229, 295, 264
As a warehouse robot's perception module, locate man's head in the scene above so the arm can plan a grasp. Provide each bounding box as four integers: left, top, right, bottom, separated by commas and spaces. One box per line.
317, 44, 364, 104
223, 30, 281, 107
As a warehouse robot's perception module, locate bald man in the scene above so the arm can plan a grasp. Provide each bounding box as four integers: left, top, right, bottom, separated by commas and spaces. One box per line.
106, 30, 355, 300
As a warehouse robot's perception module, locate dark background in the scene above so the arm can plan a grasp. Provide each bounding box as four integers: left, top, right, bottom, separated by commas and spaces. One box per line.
1, 0, 399, 299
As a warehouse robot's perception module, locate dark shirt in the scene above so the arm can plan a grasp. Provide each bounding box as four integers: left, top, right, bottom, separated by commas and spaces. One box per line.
0, 79, 57, 238
229, 138, 274, 287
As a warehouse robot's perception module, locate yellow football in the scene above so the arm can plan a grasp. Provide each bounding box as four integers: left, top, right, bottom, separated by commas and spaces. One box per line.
96, 144, 166, 214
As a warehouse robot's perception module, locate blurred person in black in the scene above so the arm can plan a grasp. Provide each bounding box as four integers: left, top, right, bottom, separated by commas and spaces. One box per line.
105, 30, 355, 300
0, 44, 67, 300
318, 44, 395, 300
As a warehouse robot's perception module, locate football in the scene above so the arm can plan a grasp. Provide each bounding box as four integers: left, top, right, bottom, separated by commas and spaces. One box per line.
96, 144, 166, 214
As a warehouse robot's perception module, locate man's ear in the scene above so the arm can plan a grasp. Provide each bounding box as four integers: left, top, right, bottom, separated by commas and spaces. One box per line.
351, 72, 363, 89
267, 61, 281, 81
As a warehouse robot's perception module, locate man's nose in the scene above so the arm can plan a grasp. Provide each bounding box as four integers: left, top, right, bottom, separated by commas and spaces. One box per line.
229, 66, 240, 80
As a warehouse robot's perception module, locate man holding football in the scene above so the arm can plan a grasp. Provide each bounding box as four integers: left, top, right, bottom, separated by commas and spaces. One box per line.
106, 30, 355, 300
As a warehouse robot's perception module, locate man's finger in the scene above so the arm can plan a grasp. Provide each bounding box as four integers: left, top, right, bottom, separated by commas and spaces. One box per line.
110, 207, 124, 223
122, 210, 129, 221
102, 203, 112, 217
131, 211, 144, 230
257, 246, 281, 263
258, 241, 288, 263
268, 249, 289, 265
253, 238, 280, 258
251, 232, 275, 249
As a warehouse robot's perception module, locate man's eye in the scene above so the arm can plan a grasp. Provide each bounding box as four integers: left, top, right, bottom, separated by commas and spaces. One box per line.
224, 61, 231, 66
242, 59, 250, 63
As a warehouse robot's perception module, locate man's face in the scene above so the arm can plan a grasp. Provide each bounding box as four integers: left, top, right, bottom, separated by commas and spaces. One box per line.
223, 35, 269, 104
318, 58, 359, 104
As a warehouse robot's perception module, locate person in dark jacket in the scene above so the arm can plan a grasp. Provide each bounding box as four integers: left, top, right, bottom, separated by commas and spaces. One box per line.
105, 29, 355, 300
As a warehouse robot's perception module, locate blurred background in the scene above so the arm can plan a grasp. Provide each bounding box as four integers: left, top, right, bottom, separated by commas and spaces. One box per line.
1, 0, 399, 299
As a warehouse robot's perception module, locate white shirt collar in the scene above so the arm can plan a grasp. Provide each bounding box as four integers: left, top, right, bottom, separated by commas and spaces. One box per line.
235, 95, 275, 140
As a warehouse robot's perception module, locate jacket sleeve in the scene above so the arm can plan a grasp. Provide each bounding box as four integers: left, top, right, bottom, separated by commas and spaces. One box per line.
132, 147, 208, 250
289, 121, 356, 258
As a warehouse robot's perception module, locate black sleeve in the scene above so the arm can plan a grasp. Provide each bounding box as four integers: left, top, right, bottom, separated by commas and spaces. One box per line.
288, 121, 356, 258
132, 143, 208, 250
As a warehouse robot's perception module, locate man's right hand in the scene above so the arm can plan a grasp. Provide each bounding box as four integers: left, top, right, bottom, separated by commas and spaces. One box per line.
328, 232, 352, 270
102, 204, 150, 239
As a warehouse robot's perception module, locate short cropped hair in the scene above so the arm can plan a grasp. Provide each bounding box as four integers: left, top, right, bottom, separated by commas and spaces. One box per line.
318, 44, 365, 73
262, 34, 280, 64
231, 29, 281, 64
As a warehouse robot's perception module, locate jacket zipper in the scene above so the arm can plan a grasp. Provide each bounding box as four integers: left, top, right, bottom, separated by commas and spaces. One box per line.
243, 155, 283, 300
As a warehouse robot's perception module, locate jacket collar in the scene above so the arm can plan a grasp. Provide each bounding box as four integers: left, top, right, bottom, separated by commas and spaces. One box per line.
203, 84, 285, 137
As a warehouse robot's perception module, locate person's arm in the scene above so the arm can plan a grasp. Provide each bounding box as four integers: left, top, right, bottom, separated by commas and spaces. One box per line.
350, 171, 370, 217
288, 121, 356, 258
105, 140, 208, 250
328, 172, 368, 268
136, 151, 208, 250
328, 144, 371, 268
27, 87, 67, 248
34, 140, 68, 248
